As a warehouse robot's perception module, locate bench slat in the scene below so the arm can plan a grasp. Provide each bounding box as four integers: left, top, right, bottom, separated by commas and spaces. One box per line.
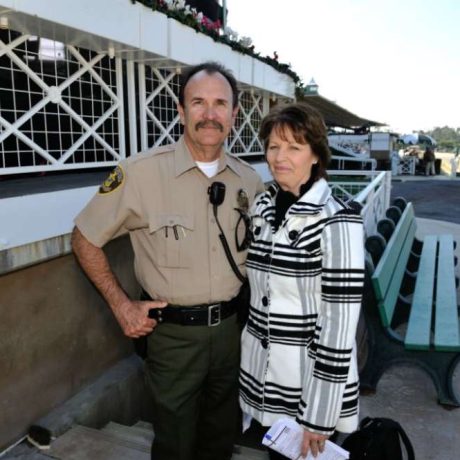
434, 235, 460, 351
377, 220, 417, 327
372, 203, 415, 301
405, 235, 438, 350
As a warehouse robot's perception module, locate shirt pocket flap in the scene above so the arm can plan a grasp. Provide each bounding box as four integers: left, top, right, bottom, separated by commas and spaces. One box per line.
147, 214, 195, 268
149, 214, 194, 233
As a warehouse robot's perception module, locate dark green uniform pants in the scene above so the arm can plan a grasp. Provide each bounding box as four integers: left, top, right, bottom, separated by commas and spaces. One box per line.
145, 313, 240, 460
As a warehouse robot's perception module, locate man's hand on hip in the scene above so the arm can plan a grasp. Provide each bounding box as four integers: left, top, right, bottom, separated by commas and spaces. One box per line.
114, 299, 167, 338
71, 227, 167, 338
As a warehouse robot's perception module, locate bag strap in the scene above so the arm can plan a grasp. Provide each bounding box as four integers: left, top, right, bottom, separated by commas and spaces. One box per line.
392, 421, 415, 460
359, 416, 373, 429
370, 418, 415, 460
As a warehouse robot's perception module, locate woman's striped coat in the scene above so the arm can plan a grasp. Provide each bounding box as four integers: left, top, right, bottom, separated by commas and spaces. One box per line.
239, 178, 365, 435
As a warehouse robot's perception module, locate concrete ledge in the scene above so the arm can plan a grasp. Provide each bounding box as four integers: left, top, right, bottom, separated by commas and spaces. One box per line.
0, 234, 71, 276
35, 355, 152, 438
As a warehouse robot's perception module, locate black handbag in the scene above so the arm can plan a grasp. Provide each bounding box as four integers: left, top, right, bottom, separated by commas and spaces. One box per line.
341, 417, 415, 460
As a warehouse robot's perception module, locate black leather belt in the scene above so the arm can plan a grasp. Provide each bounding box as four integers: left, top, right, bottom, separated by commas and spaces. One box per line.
141, 290, 237, 326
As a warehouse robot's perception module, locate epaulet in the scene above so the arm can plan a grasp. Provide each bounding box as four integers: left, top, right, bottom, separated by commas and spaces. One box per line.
127, 143, 176, 165
149, 143, 176, 156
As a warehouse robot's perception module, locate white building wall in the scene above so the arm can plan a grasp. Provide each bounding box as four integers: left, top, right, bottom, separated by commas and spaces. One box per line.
0, 187, 97, 250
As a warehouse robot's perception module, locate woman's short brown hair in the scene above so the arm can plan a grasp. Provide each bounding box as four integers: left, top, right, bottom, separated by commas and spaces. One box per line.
259, 102, 331, 180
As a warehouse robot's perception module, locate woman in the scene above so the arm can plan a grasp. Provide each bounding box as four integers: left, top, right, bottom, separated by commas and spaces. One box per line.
240, 103, 364, 459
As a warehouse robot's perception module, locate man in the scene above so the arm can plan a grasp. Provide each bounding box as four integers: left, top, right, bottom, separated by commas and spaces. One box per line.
423, 146, 436, 176
71, 61, 264, 460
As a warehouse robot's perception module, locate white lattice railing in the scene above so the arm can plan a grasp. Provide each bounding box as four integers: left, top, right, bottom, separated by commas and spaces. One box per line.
137, 64, 268, 156
0, 31, 125, 174
138, 65, 182, 152
0, 28, 272, 175
397, 155, 417, 175
228, 90, 266, 156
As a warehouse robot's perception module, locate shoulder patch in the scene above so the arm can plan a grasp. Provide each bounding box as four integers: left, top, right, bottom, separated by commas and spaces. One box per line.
98, 165, 125, 195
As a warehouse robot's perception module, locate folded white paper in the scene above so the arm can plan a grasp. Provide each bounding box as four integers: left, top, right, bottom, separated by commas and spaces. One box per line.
262, 418, 349, 460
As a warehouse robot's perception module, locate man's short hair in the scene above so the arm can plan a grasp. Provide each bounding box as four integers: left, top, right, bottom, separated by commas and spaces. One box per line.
178, 61, 239, 109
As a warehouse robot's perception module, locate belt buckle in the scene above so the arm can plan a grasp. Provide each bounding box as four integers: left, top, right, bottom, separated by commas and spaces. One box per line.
208, 304, 221, 326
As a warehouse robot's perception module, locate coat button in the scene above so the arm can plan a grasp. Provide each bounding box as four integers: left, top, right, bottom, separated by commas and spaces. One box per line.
288, 230, 299, 240
262, 296, 268, 306
254, 226, 261, 236
261, 338, 269, 349
264, 253, 271, 262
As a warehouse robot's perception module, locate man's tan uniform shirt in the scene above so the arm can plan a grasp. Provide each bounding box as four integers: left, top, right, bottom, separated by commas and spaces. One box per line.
75, 136, 264, 306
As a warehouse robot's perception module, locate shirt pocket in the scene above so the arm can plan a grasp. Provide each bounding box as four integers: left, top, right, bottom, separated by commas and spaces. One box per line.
148, 214, 194, 268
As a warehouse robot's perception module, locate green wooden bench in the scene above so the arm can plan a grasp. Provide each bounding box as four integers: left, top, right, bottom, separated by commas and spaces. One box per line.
360, 198, 460, 407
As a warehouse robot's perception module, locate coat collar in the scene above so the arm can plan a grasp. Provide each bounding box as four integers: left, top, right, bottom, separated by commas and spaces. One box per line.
252, 178, 331, 223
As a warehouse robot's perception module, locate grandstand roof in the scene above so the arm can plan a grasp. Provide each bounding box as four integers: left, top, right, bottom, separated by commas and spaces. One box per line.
302, 94, 385, 130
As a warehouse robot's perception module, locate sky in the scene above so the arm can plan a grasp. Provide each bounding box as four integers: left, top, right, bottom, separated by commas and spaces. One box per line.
226, 0, 460, 134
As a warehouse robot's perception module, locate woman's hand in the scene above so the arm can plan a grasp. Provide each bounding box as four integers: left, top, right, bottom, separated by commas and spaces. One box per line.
301, 429, 329, 458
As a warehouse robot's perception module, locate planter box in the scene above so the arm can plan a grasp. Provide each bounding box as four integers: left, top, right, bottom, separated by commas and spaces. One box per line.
252, 59, 267, 90
263, 65, 295, 98
167, 17, 237, 68
13, 0, 141, 47
168, 17, 208, 64
237, 53, 253, 87
140, 9, 169, 57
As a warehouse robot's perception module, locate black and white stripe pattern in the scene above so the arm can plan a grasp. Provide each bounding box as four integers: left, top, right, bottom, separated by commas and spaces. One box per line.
240, 179, 365, 435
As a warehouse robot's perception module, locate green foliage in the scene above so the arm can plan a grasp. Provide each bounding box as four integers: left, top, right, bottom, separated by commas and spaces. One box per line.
422, 126, 460, 152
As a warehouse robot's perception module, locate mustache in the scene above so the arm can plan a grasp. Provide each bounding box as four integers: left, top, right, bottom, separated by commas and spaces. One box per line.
195, 120, 224, 132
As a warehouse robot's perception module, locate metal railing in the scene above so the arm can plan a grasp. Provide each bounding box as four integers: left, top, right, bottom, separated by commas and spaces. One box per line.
354, 170, 391, 236
331, 155, 377, 171
330, 170, 391, 236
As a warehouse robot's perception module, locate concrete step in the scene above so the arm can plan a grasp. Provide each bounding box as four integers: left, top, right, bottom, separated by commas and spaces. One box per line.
101, 421, 154, 449
46, 420, 267, 460
0, 442, 54, 460
47, 425, 149, 459
132, 420, 153, 431
103, 420, 269, 459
